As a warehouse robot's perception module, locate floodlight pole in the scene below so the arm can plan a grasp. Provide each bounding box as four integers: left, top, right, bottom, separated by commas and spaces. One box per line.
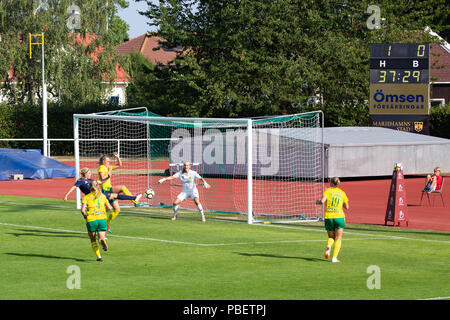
33, 3, 48, 157
42, 36, 48, 157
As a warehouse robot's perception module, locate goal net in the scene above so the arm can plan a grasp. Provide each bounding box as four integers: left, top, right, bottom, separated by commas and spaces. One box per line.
74, 109, 324, 223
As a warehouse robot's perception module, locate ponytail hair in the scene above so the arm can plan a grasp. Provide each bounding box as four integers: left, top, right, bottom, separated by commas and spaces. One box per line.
89, 180, 101, 197
99, 155, 108, 165
330, 177, 340, 187
80, 167, 90, 177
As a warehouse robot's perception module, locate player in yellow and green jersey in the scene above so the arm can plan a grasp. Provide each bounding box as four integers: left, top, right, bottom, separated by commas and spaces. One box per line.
98, 152, 144, 233
316, 177, 349, 263
81, 181, 112, 262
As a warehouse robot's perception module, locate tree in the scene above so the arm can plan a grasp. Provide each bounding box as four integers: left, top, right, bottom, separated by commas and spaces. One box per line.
109, 0, 131, 46
125, 50, 200, 116
137, 0, 444, 124
0, 0, 130, 104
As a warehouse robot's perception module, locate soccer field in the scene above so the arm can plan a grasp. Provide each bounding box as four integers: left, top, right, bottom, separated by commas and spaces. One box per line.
0, 195, 449, 301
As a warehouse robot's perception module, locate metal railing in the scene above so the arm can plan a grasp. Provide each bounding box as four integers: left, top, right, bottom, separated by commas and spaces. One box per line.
0, 138, 74, 157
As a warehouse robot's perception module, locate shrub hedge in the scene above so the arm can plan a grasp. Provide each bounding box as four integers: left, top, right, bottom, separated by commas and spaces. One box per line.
0, 103, 136, 155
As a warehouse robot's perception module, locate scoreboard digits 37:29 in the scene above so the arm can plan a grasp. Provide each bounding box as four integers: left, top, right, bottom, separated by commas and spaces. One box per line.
369, 43, 430, 134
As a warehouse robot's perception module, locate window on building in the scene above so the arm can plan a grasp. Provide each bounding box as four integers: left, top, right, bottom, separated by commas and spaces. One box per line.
110, 96, 119, 105
430, 98, 445, 108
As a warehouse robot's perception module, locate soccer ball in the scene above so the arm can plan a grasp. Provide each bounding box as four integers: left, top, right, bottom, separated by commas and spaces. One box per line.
144, 188, 155, 199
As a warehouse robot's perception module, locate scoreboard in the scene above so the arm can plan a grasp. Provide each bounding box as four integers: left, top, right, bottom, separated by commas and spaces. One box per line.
369, 43, 430, 134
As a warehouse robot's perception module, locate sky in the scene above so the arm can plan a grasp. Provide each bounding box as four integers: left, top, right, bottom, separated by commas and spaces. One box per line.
116, 1, 158, 39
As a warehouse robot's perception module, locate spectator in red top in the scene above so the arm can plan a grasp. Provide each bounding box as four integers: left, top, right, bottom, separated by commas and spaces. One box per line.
423, 167, 443, 193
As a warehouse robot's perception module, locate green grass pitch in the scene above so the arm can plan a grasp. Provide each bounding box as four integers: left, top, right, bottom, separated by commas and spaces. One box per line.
0, 195, 449, 300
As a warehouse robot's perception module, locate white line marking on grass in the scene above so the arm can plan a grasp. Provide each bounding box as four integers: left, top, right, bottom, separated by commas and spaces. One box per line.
0, 222, 426, 247
1, 201, 449, 245
0, 222, 386, 246
417, 296, 450, 300
0, 222, 200, 246
0, 222, 85, 235
0, 201, 73, 210
195, 237, 390, 246
249, 222, 450, 244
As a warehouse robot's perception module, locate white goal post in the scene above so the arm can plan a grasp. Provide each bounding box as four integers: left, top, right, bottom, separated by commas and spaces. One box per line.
73, 110, 324, 224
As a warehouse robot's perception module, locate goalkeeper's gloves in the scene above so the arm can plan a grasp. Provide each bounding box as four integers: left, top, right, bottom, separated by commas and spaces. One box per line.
203, 181, 211, 189
158, 178, 166, 184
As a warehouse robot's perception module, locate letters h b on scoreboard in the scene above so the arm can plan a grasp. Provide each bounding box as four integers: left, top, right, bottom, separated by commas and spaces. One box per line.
369, 43, 430, 134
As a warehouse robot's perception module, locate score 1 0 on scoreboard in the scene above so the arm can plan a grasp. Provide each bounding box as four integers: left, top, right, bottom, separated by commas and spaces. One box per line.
369, 43, 430, 134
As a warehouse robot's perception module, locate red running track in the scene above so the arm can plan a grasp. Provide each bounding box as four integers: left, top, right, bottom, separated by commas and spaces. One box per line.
0, 176, 448, 232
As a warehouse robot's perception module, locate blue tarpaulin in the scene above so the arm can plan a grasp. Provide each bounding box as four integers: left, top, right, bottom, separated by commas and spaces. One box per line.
0, 148, 75, 180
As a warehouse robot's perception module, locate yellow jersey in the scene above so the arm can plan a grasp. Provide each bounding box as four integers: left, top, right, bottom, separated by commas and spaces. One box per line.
323, 187, 348, 219
98, 164, 114, 191
82, 192, 108, 222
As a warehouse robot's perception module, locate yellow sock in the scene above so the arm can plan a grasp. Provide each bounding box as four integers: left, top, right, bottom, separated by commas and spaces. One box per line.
333, 239, 342, 258
121, 186, 137, 203
327, 238, 335, 248
122, 186, 132, 196
91, 241, 101, 258
107, 210, 120, 225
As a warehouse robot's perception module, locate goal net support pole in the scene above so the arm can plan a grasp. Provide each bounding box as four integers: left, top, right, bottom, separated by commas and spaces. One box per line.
74, 115, 81, 209
247, 118, 253, 224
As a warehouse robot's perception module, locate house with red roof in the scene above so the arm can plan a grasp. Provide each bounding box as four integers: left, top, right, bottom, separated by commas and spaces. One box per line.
111, 32, 180, 104
430, 43, 450, 106
70, 33, 131, 105
115, 32, 178, 66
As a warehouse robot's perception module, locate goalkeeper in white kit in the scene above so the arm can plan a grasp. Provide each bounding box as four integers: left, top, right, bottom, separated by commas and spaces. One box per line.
159, 161, 211, 222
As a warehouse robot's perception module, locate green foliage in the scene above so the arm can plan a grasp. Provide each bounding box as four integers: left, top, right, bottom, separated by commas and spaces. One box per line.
108, 0, 131, 46
0, 104, 15, 140
125, 50, 200, 117
430, 103, 450, 139
109, 15, 131, 46
0, 102, 133, 154
1, 195, 450, 299
134, 0, 444, 127
0, 0, 130, 104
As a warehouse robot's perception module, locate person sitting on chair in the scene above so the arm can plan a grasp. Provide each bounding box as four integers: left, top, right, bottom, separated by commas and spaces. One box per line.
423, 167, 443, 193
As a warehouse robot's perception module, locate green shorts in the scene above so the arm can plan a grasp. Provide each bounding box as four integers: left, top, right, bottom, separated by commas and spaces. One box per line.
324, 218, 346, 231
86, 219, 107, 233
